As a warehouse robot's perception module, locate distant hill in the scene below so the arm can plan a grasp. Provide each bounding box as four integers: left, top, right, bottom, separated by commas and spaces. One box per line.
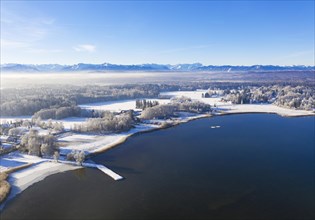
1, 63, 314, 72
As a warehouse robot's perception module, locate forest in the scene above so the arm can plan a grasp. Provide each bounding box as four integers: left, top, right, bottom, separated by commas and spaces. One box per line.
219, 85, 315, 110
1, 82, 314, 117
0, 84, 160, 116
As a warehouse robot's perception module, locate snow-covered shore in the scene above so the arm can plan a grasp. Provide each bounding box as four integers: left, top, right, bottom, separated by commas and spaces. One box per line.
219, 103, 315, 117
0, 153, 81, 210
58, 123, 160, 155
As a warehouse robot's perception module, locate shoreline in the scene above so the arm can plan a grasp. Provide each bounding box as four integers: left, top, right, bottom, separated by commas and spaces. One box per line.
1, 109, 314, 210
220, 111, 315, 118
89, 113, 211, 156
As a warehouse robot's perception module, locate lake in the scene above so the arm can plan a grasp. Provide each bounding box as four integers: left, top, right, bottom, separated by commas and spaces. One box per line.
1, 114, 314, 220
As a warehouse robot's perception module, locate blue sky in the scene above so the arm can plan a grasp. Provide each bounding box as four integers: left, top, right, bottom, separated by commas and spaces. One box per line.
1, 1, 314, 65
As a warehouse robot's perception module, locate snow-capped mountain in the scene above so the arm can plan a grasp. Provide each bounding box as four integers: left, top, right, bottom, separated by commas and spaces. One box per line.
1, 63, 314, 72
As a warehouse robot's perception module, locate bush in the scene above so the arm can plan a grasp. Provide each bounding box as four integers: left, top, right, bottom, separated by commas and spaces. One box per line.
0, 172, 10, 203
20, 130, 58, 157
33, 106, 81, 120
141, 104, 178, 120
73, 112, 134, 133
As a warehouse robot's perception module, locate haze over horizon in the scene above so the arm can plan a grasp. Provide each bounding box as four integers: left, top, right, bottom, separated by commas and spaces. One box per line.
1, 1, 314, 66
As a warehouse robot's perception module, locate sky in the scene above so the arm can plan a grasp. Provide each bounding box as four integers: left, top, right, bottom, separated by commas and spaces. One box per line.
1, 0, 314, 66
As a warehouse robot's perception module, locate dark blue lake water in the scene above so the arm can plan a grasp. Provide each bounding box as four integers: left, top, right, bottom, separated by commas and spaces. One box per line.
1, 114, 314, 220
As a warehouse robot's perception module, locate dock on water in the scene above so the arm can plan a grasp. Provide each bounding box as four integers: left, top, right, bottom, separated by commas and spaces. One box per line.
82, 162, 124, 181
55, 160, 123, 181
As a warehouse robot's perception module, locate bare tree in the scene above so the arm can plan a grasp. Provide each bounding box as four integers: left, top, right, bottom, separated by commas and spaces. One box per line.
53, 151, 60, 162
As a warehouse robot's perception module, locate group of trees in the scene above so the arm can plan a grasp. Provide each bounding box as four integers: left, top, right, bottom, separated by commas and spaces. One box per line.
19, 129, 58, 157
1, 119, 64, 137
202, 90, 224, 98
72, 111, 134, 133
66, 150, 85, 165
141, 104, 178, 120
33, 106, 81, 120
171, 96, 211, 113
221, 85, 315, 110
34, 118, 65, 132
274, 86, 314, 110
141, 96, 211, 120
135, 99, 159, 110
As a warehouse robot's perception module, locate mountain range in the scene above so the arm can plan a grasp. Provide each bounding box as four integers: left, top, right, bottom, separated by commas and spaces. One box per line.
1, 63, 314, 72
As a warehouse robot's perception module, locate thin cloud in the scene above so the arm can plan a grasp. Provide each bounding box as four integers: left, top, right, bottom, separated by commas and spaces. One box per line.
1, 39, 30, 48
1, 7, 61, 57
284, 50, 314, 58
26, 48, 63, 54
159, 44, 213, 54
73, 44, 96, 52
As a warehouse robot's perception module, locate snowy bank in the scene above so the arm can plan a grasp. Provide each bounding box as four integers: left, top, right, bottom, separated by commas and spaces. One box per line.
0, 156, 81, 210
59, 123, 160, 155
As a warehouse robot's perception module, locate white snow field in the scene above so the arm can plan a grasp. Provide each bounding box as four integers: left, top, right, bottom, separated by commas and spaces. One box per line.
79, 99, 170, 112
0, 116, 32, 124
53, 117, 88, 130
58, 123, 159, 155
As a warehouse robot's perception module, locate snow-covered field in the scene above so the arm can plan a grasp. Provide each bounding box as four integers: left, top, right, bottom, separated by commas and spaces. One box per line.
0, 116, 32, 124
52, 117, 88, 130
58, 123, 159, 155
79, 99, 170, 112
161, 90, 209, 100
0, 153, 45, 172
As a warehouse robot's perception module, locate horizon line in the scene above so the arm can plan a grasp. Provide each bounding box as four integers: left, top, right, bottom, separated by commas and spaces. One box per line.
1, 62, 314, 67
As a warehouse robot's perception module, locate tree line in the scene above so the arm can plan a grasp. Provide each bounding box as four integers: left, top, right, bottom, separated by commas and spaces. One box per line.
72, 111, 134, 133
220, 85, 314, 110
136, 99, 159, 110
0, 84, 160, 116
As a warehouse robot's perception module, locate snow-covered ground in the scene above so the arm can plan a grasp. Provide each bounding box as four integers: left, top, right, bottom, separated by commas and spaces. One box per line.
161, 90, 208, 101
0, 160, 80, 210
221, 103, 315, 117
58, 123, 159, 155
0, 153, 45, 172
0, 116, 32, 124
79, 99, 170, 112
52, 117, 88, 130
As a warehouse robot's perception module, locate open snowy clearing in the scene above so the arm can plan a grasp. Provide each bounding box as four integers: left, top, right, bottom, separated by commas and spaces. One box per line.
0, 116, 32, 124
58, 123, 159, 155
0, 153, 45, 172
79, 98, 170, 112
52, 117, 88, 130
